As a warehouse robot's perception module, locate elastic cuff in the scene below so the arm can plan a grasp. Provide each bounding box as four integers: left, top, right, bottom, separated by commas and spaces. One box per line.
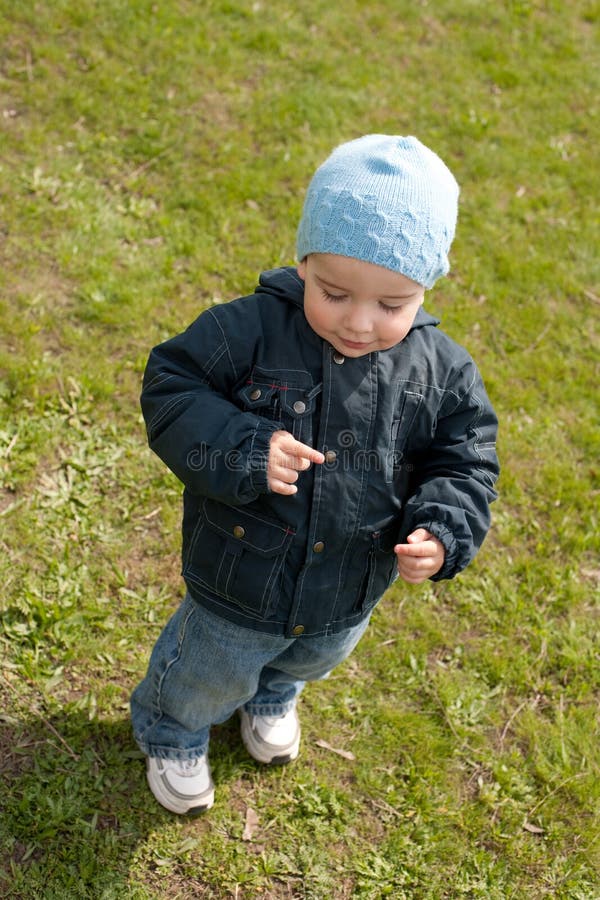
248, 420, 279, 494
415, 521, 460, 580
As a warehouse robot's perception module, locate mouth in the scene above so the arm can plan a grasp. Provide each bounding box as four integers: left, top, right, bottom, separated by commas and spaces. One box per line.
340, 338, 371, 350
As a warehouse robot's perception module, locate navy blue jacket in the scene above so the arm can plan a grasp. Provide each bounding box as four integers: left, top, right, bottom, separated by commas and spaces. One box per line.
141, 267, 499, 638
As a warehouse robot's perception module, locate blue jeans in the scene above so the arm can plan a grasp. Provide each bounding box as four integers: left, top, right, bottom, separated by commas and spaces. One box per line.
131, 593, 371, 761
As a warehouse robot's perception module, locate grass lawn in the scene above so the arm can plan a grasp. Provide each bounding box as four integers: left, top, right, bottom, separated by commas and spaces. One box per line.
1, 0, 598, 897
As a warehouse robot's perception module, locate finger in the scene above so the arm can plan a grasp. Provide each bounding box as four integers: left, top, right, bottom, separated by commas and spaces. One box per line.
394, 540, 439, 558
279, 436, 325, 466
397, 559, 433, 583
270, 463, 300, 484
398, 556, 432, 576
269, 478, 298, 496
397, 553, 424, 572
272, 451, 311, 472
406, 528, 431, 544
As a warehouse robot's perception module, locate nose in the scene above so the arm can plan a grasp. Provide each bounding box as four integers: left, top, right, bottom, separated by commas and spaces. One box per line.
343, 303, 373, 336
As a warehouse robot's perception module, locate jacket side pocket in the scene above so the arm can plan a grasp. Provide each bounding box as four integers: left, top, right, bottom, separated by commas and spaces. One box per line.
183, 499, 295, 618
355, 525, 399, 614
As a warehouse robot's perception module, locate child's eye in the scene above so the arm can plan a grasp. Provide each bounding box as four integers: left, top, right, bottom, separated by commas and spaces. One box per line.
321, 289, 347, 303
379, 303, 402, 314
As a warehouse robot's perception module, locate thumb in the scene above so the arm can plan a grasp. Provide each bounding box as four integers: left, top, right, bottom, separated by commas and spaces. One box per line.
407, 528, 430, 544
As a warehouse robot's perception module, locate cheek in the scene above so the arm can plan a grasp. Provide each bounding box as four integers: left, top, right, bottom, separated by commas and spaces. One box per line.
305, 298, 335, 335
388, 320, 411, 340
379, 315, 413, 345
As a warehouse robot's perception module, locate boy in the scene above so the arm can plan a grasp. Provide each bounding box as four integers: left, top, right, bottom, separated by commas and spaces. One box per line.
131, 135, 499, 814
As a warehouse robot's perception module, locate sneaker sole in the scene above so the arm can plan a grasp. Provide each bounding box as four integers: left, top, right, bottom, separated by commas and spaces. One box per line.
269, 752, 297, 765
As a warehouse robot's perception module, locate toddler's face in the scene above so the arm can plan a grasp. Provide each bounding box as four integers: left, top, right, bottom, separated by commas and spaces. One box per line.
297, 254, 425, 357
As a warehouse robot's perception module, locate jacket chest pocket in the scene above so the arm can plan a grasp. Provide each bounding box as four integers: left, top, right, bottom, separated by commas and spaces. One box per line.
236, 367, 318, 445
183, 499, 295, 618
385, 390, 423, 483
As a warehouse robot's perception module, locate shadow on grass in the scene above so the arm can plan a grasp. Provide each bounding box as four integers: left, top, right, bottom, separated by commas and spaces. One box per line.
0, 707, 160, 896
0, 705, 269, 898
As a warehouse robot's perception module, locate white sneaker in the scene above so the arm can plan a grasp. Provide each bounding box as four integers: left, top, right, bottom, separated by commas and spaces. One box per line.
146, 755, 215, 815
240, 706, 300, 764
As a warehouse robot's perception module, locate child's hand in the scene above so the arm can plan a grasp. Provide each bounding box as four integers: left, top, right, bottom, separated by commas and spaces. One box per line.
267, 430, 325, 495
394, 529, 445, 584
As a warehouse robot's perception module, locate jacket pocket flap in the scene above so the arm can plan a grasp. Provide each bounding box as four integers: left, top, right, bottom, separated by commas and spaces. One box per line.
202, 499, 295, 557
278, 390, 317, 418
238, 383, 278, 409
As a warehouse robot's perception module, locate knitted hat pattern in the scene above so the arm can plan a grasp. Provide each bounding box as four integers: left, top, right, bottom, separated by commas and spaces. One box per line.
296, 134, 459, 289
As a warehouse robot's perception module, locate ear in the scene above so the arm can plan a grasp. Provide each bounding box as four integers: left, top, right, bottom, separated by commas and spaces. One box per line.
297, 259, 306, 281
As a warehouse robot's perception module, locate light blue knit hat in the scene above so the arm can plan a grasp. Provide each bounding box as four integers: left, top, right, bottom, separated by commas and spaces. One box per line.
296, 134, 459, 289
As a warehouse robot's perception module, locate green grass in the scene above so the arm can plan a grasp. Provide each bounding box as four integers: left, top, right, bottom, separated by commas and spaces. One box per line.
1, 0, 598, 896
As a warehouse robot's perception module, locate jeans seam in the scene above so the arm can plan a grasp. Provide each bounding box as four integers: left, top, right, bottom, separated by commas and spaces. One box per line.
137, 601, 195, 743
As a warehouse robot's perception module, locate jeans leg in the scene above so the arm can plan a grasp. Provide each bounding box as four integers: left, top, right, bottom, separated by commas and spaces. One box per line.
246, 615, 371, 716
131, 595, 294, 760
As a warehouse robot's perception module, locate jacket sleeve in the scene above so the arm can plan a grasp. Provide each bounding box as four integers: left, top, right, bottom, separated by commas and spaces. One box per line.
399, 360, 499, 580
140, 307, 280, 505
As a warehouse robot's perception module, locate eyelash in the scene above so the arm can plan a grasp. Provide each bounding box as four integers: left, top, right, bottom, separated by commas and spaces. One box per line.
320, 289, 401, 314
321, 289, 346, 303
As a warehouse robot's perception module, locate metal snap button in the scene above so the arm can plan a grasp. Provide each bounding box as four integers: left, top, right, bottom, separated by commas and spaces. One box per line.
233, 525, 245, 538
249, 388, 262, 400
313, 541, 325, 553
292, 624, 305, 636
293, 400, 306, 414
324, 450, 337, 463
332, 352, 345, 364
